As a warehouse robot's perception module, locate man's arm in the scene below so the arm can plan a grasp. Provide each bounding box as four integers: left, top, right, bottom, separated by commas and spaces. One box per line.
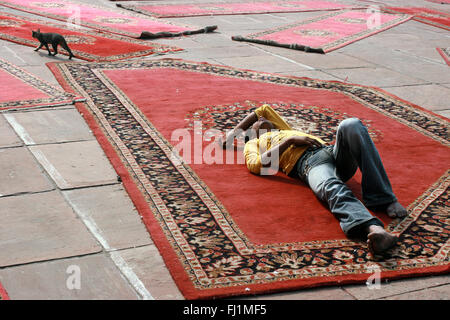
260, 136, 323, 169
255, 105, 291, 131
245, 135, 323, 175
220, 111, 258, 149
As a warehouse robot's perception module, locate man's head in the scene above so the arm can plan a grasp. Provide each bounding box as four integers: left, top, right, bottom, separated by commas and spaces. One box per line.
251, 116, 275, 138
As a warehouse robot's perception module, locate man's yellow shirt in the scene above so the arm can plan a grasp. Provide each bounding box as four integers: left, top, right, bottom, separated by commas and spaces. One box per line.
244, 105, 326, 175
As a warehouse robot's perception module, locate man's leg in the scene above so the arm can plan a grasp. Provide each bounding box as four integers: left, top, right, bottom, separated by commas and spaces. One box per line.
306, 162, 383, 235
306, 162, 398, 255
333, 118, 406, 217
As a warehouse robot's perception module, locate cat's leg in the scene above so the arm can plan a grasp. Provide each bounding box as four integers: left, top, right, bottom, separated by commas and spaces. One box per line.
51, 43, 58, 56
44, 43, 52, 56
34, 43, 43, 51
61, 41, 74, 59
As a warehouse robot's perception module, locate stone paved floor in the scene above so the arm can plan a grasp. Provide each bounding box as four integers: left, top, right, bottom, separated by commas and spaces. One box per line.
0, 0, 449, 300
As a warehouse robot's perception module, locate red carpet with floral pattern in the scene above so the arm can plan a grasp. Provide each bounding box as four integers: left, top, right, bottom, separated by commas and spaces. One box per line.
0, 0, 217, 39
232, 10, 411, 53
48, 59, 450, 299
117, 1, 359, 18
383, 7, 450, 31
0, 58, 82, 111
0, 12, 181, 62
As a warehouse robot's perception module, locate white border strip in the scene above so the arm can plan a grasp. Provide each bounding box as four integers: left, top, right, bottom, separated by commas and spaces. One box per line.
4, 114, 35, 145
64, 193, 154, 300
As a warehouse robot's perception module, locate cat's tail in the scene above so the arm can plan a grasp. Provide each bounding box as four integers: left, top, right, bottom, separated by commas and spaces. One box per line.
61, 38, 74, 59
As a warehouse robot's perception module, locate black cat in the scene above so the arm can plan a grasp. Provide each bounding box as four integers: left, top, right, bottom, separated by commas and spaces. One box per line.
32, 29, 74, 59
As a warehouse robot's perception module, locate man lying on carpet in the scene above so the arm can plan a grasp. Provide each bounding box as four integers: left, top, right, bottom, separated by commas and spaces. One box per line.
220, 105, 407, 257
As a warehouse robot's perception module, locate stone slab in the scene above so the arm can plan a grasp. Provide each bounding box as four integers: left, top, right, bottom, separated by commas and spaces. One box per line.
0, 40, 31, 67
211, 11, 323, 33
0, 147, 53, 196
366, 29, 450, 52
252, 45, 375, 70
277, 69, 345, 82
0, 253, 138, 299
214, 54, 312, 73
0, 191, 101, 267
154, 37, 207, 50
343, 45, 450, 84
63, 184, 153, 251
118, 245, 184, 300
29, 140, 119, 189
382, 284, 450, 300
21, 65, 64, 88
172, 45, 264, 60
382, 84, 450, 111
327, 67, 428, 88
435, 109, 450, 119
0, 115, 22, 148
395, 48, 448, 66
192, 33, 249, 48
241, 286, 355, 300
5, 108, 93, 145
343, 274, 450, 300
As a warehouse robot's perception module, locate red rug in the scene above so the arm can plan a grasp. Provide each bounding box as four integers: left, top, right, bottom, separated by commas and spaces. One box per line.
48, 59, 450, 299
232, 10, 412, 53
0, 58, 83, 112
437, 47, 450, 66
117, 1, 360, 18
0, 0, 217, 39
383, 7, 450, 31
0, 13, 181, 62
0, 282, 9, 300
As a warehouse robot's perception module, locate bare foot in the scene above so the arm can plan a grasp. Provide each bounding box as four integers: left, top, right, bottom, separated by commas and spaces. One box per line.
386, 201, 407, 218
367, 225, 398, 256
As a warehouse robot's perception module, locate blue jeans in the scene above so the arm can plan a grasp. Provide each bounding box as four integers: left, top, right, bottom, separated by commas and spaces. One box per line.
292, 118, 396, 236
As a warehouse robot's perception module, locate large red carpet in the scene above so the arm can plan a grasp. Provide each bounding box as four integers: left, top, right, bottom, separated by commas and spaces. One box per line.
48, 59, 450, 299
117, 1, 359, 18
0, 58, 82, 111
383, 7, 450, 31
232, 10, 412, 53
0, 13, 181, 62
0, 0, 217, 39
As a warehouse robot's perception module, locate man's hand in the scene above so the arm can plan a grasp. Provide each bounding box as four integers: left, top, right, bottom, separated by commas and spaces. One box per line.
288, 136, 323, 148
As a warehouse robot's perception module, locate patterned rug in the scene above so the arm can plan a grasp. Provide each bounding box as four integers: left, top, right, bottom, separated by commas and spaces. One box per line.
232, 10, 411, 53
48, 59, 449, 299
0, 12, 181, 62
0, 282, 9, 300
437, 47, 450, 66
117, 1, 359, 18
0, 58, 83, 112
383, 7, 450, 31
0, 0, 217, 39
